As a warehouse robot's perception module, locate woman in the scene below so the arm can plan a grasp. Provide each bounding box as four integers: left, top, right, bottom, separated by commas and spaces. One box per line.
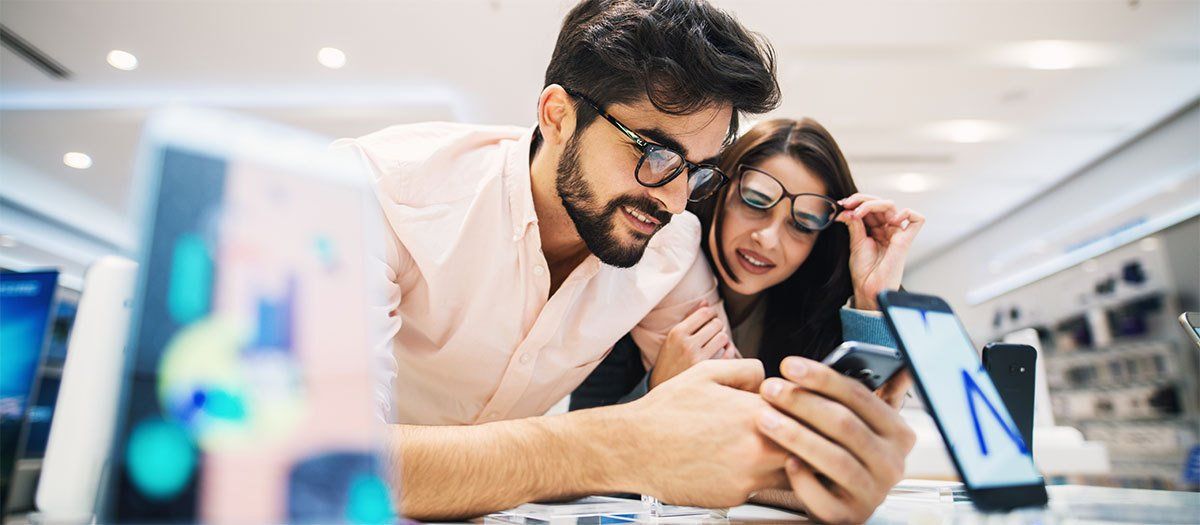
570, 116, 925, 518
573, 116, 924, 408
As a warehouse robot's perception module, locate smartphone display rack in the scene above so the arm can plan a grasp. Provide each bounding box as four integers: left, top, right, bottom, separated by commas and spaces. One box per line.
979, 228, 1199, 491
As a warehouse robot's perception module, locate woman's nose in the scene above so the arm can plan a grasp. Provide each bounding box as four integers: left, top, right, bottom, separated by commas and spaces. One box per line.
751, 221, 781, 250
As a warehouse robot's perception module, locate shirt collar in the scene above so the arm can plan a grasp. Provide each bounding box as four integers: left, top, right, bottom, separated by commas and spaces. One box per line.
504, 126, 539, 241
503, 126, 602, 280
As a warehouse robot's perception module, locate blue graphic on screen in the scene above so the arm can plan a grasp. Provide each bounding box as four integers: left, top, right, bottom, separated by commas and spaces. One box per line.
0, 271, 58, 416
889, 306, 1040, 488
0, 270, 58, 494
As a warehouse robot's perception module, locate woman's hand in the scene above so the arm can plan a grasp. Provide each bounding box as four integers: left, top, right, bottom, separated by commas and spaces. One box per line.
836, 194, 925, 311
649, 301, 737, 389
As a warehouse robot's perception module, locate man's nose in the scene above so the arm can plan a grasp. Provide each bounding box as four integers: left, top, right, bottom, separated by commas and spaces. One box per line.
648, 170, 689, 215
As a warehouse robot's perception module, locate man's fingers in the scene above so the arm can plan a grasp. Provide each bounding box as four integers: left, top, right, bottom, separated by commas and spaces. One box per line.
756, 406, 877, 502
779, 357, 907, 437
783, 457, 853, 525
877, 370, 913, 410
693, 358, 764, 392
761, 377, 889, 470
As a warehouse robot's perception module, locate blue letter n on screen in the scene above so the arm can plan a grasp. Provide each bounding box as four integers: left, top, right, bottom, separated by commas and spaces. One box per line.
962, 369, 1030, 457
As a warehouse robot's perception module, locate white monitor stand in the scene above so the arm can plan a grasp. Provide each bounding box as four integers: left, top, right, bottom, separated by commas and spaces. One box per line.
35, 256, 137, 525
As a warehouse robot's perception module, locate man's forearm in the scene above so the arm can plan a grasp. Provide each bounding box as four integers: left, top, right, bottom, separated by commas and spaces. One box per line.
749, 488, 806, 513
387, 405, 639, 520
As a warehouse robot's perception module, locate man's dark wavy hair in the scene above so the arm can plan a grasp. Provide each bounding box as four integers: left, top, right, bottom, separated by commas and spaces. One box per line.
533, 0, 781, 151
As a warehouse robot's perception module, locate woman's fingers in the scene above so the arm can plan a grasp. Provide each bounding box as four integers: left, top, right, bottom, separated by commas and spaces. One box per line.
839, 212, 870, 246
700, 330, 731, 359
674, 301, 718, 336
838, 193, 881, 210
688, 316, 725, 352
852, 200, 898, 233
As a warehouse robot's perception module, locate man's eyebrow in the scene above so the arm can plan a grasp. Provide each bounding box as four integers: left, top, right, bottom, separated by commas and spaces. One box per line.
634, 127, 691, 161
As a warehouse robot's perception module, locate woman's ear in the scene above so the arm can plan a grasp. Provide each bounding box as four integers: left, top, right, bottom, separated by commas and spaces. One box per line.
536, 85, 576, 147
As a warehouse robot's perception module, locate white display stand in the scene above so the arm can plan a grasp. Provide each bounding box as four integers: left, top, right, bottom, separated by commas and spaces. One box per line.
901, 409, 1110, 479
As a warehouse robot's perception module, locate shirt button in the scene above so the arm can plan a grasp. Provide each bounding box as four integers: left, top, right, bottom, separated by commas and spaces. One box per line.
520, 353, 532, 364
533, 265, 545, 276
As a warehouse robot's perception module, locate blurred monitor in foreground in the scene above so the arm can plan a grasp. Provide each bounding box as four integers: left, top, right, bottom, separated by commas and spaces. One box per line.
102, 108, 395, 524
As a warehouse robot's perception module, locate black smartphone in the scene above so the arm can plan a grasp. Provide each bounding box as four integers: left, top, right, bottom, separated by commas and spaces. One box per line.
821, 341, 904, 391
982, 343, 1036, 453
878, 290, 1047, 511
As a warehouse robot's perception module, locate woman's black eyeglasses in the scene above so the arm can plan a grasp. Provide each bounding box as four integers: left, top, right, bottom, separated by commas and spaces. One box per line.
737, 164, 841, 232
565, 88, 728, 202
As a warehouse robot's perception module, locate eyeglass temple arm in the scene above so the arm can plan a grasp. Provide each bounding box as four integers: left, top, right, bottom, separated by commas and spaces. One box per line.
565, 88, 649, 148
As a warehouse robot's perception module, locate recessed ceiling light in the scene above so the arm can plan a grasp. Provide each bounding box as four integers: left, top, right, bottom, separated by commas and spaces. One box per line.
924, 119, 1012, 144
317, 47, 346, 69
992, 40, 1116, 70
892, 172, 935, 193
63, 152, 93, 169
106, 50, 138, 71
1026, 40, 1082, 70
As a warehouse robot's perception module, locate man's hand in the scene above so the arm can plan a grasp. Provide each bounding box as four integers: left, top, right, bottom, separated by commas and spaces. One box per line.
756, 356, 916, 524
623, 359, 788, 507
876, 370, 914, 410
648, 301, 737, 389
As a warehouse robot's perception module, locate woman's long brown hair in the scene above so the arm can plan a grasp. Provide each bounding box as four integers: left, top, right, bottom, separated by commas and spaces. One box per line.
688, 118, 859, 378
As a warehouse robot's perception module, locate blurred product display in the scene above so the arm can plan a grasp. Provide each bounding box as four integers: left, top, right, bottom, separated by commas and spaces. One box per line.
982, 231, 1200, 490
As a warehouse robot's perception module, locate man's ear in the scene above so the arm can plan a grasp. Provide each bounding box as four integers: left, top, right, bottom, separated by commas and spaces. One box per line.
537, 84, 576, 147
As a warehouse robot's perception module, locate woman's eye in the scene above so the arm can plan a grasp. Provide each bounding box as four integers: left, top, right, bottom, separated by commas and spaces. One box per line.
741, 191, 773, 208
791, 222, 816, 235
739, 197, 768, 213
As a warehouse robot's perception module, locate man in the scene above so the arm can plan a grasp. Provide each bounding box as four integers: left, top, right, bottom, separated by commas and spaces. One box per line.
335, 0, 913, 522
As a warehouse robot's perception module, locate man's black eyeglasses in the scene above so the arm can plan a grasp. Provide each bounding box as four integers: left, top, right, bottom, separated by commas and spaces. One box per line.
564, 88, 728, 202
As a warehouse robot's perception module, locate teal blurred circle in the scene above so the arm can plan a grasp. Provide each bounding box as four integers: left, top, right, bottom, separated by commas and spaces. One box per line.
345, 473, 394, 524
125, 417, 197, 500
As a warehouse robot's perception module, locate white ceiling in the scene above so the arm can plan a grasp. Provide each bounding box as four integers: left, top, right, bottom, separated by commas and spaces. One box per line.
1, 0, 1198, 277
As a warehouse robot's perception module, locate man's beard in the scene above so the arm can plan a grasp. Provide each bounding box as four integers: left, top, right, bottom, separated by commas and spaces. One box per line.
556, 134, 672, 268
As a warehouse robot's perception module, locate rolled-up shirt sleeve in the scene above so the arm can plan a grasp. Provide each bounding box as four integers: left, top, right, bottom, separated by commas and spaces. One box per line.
630, 253, 733, 370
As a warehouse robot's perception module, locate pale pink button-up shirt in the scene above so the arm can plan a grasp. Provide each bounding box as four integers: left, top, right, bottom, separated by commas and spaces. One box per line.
334, 122, 726, 426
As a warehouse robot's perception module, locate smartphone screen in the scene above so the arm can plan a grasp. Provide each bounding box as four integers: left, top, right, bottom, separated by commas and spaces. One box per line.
886, 305, 1041, 489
